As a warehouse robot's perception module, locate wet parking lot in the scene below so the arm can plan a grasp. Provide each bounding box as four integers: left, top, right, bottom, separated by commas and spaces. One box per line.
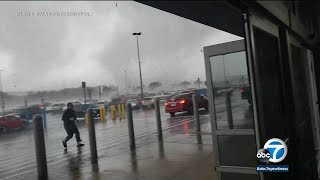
0, 104, 212, 180
0, 92, 252, 180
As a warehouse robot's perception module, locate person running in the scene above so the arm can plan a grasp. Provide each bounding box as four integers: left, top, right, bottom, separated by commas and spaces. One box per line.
61, 102, 84, 148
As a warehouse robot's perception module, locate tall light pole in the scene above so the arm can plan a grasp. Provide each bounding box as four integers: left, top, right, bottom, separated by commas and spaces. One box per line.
132, 32, 144, 100
82, 82, 86, 104
98, 86, 102, 103
0, 70, 5, 113
124, 70, 128, 95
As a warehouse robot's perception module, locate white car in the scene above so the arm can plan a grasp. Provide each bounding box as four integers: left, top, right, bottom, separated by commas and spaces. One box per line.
153, 95, 168, 104
46, 103, 66, 112
126, 99, 140, 110
141, 97, 154, 109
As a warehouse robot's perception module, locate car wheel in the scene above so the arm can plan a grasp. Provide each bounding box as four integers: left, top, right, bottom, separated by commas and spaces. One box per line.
170, 112, 175, 117
1, 126, 8, 133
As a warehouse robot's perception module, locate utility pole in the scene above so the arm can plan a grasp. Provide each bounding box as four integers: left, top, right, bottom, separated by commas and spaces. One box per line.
132, 32, 144, 100
0, 70, 5, 113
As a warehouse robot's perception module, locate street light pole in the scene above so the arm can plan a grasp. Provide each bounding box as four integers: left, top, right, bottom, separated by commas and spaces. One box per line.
0, 70, 5, 113
98, 86, 102, 103
124, 70, 128, 95
133, 32, 144, 100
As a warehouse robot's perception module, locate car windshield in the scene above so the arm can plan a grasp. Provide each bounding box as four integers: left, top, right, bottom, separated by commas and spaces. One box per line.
87, 104, 97, 108
144, 98, 152, 100
72, 101, 81, 105
9, 116, 18, 121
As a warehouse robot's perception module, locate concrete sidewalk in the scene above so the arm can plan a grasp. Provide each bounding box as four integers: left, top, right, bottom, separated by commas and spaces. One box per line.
22, 133, 216, 180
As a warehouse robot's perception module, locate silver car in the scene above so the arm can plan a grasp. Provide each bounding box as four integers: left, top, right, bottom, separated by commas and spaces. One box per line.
141, 97, 154, 109
126, 99, 140, 110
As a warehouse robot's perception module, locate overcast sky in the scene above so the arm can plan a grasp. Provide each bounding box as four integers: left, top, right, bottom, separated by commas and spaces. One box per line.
0, 1, 241, 93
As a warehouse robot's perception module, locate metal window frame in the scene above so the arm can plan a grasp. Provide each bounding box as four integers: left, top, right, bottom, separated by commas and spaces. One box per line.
204, 29, 261, 179
290, 36, 320, 177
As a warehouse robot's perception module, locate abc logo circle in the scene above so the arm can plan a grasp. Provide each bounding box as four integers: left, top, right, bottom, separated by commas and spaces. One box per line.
256, 149, 270, 163
264, 138, 287, 163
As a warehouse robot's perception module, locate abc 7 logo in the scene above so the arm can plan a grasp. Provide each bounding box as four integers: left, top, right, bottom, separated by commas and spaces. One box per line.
257, 138, 288, 163
256, 149, 271, 163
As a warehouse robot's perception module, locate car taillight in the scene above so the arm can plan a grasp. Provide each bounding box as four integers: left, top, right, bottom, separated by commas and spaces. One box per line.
165, 102, 168, 106
179, 100, 185, 104
240, 89, 244, 93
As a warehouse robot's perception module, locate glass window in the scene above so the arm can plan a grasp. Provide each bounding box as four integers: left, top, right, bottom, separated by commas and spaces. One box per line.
209, 51, 254, 129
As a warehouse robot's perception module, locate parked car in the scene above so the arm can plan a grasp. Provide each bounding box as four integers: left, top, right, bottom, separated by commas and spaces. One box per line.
73, 103, 100, 118
62, 100, 82, 111
153, 95, 168, 104
96, 102, 105, 108
108, 97, 123, 110
88, 99, 99, 104
165, 92, 208, 116
46, 103, 66, 112
0, 115, 27, 132
126, 99, 140, 110
240, 85, 253, 110
12, 105, 43, 119
240, 85, 251, 99
194, 88, 208, 97
141, 97, 155, 109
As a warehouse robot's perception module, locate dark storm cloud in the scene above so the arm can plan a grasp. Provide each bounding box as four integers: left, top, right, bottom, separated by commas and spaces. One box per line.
0, 1, 241, 93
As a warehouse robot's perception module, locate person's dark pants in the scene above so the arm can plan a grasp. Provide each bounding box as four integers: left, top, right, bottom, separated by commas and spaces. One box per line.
64, 123, 82, 143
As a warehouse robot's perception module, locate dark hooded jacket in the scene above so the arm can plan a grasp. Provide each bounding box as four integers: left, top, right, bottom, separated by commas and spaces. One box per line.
62, 109, 77, 126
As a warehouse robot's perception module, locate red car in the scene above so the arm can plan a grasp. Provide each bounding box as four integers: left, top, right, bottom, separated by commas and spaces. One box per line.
165, 93, 208, 116
0, 115, 27, 133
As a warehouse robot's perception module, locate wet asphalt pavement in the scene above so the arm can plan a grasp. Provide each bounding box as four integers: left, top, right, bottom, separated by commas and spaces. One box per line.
0, 92, 253, 180
0, 104, 211, 180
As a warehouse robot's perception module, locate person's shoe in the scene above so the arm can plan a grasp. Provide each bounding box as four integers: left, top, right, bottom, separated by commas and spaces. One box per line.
62, 140, 67, 148
77, 143, 84, 147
